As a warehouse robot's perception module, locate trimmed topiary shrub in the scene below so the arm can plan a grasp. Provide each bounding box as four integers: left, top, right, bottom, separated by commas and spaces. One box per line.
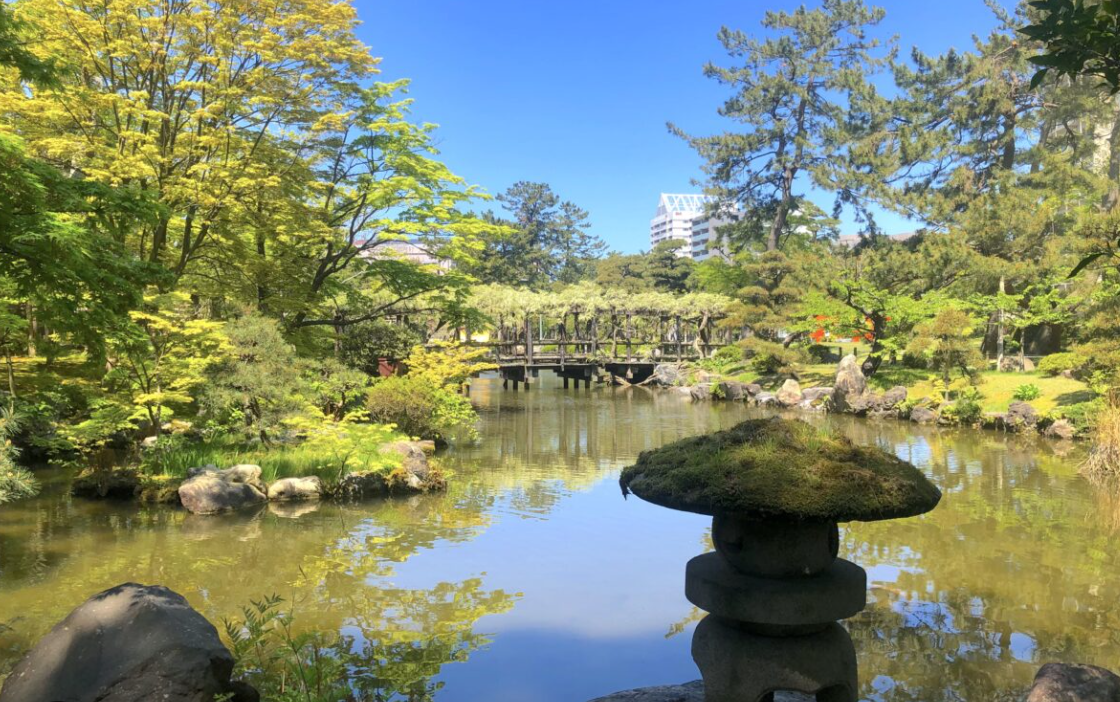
738, 337, 808, 375
1037, 352, 1086, 377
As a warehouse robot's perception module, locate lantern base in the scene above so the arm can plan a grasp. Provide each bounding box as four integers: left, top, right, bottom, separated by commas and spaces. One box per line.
692, 616, 857, 702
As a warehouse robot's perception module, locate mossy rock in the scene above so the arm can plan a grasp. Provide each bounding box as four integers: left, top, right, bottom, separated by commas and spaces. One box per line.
71, 467, 141, 499
619, 418, 941, 523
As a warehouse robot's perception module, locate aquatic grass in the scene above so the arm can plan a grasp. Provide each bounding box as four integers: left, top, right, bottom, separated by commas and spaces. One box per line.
1084, 402, 1120, 480
140, 423, 408, 485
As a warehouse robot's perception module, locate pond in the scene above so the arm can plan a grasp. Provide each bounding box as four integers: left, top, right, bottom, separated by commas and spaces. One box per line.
1, 375, 1118, 701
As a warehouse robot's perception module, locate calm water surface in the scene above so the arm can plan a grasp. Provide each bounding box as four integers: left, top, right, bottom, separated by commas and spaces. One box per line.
1, 376, 1118, 701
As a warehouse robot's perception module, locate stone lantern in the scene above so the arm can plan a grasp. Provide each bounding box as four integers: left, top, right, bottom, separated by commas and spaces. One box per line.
620, 418, 941, 702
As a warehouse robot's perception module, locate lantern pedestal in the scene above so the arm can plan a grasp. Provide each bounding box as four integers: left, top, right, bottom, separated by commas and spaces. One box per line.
692, 616, 858, 702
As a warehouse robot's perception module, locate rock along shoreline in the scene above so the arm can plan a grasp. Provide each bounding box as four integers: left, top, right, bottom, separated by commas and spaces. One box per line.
641, 355, 1078, 442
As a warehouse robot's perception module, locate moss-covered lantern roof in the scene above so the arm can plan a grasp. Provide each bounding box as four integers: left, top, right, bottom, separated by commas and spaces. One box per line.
619, 418, 941, 523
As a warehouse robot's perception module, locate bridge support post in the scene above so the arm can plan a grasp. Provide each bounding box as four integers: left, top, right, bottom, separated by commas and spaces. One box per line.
563, 377, 570, 389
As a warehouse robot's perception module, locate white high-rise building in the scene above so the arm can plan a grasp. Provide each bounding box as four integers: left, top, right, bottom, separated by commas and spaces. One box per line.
690, 215, 738, 262
649, 193, 711, 257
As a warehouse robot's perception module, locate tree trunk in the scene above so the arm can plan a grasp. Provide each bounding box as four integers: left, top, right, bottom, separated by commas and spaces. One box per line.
1000, 110, 1016, 171
996, 275, 1006, 370
5, 354, 15, 412
1107, 106, 1120, 211
25, 302, 36, 357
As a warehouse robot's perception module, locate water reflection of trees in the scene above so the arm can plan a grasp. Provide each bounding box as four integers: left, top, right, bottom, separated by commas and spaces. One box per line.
451, 381, 756, 497
0, 489, 516, 699
825, 421, 1120, 701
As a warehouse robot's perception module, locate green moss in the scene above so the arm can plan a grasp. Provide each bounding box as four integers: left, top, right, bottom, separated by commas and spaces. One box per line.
619, 418, 941, 522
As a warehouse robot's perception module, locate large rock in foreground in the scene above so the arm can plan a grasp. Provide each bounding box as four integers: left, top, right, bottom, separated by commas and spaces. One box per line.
1026, 662, 1120, 702
179, 466, 267, 515
587, 681, 807, 702
0, 583, 256, 702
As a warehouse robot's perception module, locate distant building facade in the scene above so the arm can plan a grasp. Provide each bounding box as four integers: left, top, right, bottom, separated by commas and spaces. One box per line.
690, 215, 737, 262
372, 239, 454, 271
649, 193, 712, 256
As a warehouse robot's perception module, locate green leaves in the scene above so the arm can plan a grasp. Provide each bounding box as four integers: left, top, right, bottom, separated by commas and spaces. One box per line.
1022, 0, 1120, 94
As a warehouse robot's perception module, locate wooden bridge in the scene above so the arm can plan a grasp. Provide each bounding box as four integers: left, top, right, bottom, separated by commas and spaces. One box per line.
461, 311, 741, 390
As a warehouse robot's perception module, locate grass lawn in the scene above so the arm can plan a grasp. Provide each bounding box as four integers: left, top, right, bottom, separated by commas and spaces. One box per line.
903, 371, 1093, 413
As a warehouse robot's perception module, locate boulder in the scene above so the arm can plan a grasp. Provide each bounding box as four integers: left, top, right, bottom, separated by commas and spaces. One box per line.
867, 408, 900, 420
0, 583, 256, 702
1026, 662, 1120, 702
754, 392, 777, 406
587, 680, 705, 702
336, 471, 388, 501
718, 382, 748, 401
178, 469, 267, 515
831, 355, 867, 413
690, 384, 713, 402
999, 356, 1037, 372
71, 468, 140, 499
267, 476, 322, 502
187, 464, 266, 492
382, 441, 431, 480
694, 370, 718, 384
881, 386, 908, 409
1045, 419, 1077, 441
910, 406, 937, 424
982, 413, 1007, 430
587, 681, 807, 702
650, 363, 687, 387
140, 435, 159, 450
1007, 401, 1039, 432
776, 379, 803, 407
800, 387, 833, 405
745, 383, 763, 396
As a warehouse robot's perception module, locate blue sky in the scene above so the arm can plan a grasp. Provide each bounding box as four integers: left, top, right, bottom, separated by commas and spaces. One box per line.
357, 1, 1014, 253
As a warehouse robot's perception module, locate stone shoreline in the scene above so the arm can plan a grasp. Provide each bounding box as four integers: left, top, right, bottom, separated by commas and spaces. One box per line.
69, 439, 447, 514
644, 356, 1078, 441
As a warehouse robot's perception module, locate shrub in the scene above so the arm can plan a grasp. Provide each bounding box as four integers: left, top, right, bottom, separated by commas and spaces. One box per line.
0, 409, 37, 504
713, 344, 745, 364
338, 320, 423, 374
941, 388, 983, 426
1053, 399, 1104, 433
205, 314, 306, 440
1013, 384, 1041, 401
1037, 352, 1086, 377
738, 337, 807, 375
366, 376, 477, 442
404, 342, 497, 387
305, 358, 370, 421
900, 350, 929, 369
806, 344, 834, 363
